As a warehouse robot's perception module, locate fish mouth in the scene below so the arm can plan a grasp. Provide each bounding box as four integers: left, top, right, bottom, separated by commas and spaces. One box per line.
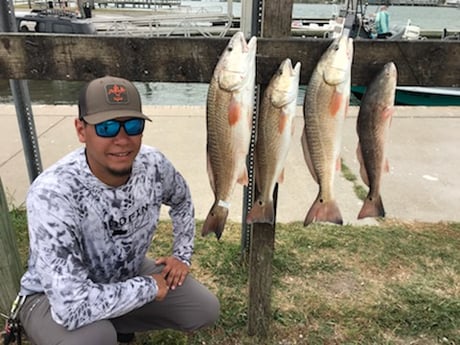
323, 36, 353, 86
383, 62, 397, 78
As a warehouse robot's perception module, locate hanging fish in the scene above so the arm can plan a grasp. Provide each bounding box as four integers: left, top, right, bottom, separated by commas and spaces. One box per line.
356, 62, 397, 219
246, 58, 301, 225
301, 35, 354, 226
202, 31, 257, 239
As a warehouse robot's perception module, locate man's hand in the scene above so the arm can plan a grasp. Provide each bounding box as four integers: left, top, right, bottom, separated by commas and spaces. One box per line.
151, 273, 169, 301
155, 256, 190, 290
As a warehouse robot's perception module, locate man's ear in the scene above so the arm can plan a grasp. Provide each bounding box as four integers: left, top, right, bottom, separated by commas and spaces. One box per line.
75, 118, 86, 143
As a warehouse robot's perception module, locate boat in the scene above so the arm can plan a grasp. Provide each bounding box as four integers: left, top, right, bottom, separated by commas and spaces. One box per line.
292, 0, 422, 40
336, 3, 422, 40
351, 86, 460, 106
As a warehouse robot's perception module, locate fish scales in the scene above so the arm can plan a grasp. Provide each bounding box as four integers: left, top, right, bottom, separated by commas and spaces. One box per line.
206, 83, 245, 202
247, 59, 301, 224
202, 32, 256, 239
301, 35, 353, 226
356, 62, 397, 219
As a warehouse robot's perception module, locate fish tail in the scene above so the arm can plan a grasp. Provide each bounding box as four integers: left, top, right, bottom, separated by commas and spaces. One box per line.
201, 202, 229, 239
304, 196, 343, 226
246, 199, 275, 225
357, 194, 385, 219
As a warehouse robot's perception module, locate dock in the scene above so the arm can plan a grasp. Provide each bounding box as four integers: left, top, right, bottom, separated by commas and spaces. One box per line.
16, 0, 181, 9
92, 11, 233, 37
367, 0, 449, 5
94, 0, 181, 9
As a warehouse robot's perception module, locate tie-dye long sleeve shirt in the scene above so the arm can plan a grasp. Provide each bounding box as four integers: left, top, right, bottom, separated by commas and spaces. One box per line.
19, 145, 195, 330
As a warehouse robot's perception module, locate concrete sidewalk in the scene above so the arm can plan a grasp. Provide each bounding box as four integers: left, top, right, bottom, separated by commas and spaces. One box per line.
1, 104, 459, 225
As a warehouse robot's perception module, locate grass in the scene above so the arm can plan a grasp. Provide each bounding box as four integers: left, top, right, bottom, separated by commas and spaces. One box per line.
9, 208, 460, 345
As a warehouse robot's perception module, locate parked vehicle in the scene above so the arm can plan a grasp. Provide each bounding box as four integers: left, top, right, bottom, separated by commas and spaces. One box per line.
15, 9, 97, 34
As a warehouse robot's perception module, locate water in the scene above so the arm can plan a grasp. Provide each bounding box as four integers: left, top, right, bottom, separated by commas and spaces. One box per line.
1, 2, 458, 106
181, 1, 460, 31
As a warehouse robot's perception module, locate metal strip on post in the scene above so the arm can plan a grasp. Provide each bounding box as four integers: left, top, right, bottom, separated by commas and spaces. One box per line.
0, 0, 43, 183
241, 86, 260, 259
240, 0, 263, 259
9, 81, 43, 181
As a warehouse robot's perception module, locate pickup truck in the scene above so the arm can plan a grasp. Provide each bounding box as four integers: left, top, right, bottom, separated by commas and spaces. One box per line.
16, 10, 97, 34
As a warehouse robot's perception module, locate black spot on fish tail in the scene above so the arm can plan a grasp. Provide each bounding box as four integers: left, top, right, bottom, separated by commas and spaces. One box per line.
357, 194, 385, 219
304, 195, 343, 226
201, 202, 229, 239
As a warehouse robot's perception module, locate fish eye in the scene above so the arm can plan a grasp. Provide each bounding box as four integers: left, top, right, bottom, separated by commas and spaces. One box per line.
227, 46, 233, 52
333, 44, 339, 51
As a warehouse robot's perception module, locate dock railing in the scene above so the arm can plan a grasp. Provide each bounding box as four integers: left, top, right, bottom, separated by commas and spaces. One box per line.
92, 11, 233, 37
95, 0, 181, 9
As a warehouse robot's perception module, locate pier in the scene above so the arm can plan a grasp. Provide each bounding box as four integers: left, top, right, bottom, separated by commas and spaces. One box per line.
367, 0, 450, 5
94, 0, 181, 9
15, 0, 182, 9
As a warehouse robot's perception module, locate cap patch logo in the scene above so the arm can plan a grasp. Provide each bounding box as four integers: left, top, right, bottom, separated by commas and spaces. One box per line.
105, 84, 128, 104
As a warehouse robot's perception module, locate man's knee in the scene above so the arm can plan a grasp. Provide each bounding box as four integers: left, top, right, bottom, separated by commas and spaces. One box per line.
65, 320, 117, 345
183, 292, 220, 331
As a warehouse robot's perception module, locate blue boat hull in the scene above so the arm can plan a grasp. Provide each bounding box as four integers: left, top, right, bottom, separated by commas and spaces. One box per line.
351, 86, 460, 106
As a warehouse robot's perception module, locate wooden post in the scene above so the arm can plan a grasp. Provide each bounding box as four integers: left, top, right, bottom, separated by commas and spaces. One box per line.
261, 0, 294, 38
247, 0, 293, 338
247, 186, 278, 337
0, 178, 23, 314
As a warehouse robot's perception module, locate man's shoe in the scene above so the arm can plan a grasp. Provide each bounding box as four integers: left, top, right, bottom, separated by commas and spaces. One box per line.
117, 332, 135, 343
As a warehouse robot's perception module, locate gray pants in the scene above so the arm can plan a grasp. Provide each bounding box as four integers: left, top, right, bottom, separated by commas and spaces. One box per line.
18, 258, 220, 345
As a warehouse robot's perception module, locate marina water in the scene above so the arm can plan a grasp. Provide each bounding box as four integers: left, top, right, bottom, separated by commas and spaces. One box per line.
1, 2, 458, 106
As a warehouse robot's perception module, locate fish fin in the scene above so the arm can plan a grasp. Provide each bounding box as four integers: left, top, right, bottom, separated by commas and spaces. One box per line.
246, 199, 275, 225
356, 143, 370, 186
247, 109, 254, 127
344, 95, 350, 116
228, 98, 241, 126
304, 194, 343, 226
277, 168, 285, 184
329, 89, 343, 117
358, 194, 385, 219
382, 106, 395, 120
237, 166, 249, 186
336, 157, 342, 172
279, 112, 288, 134
206, 152, 216, 192
201, 201, 230, 239
384, 158, 390, 173
301, 130, 319, 182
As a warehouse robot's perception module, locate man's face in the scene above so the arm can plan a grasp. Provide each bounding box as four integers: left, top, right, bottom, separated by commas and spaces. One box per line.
75, 117, 143, 186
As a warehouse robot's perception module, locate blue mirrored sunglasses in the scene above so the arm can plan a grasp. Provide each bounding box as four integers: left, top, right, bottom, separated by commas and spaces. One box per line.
92, 118, 145, 138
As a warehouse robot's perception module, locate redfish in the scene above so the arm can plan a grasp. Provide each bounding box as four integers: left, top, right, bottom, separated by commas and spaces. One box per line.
356, 62, 397, 219
202, 32, 257, 239
246, 58, 301, 225
301, 35, 354, 226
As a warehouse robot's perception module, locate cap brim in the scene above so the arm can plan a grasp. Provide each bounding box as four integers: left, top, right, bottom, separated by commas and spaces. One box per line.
83, 110, 152, 124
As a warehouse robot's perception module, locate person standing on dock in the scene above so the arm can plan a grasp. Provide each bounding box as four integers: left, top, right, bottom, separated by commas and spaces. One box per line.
375, 4, 391, 38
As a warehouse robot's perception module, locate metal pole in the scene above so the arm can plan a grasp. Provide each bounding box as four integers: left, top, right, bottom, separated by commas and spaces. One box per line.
0, 0, 43, 183
240, 0, 262, 258
227, 0, 233, 17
